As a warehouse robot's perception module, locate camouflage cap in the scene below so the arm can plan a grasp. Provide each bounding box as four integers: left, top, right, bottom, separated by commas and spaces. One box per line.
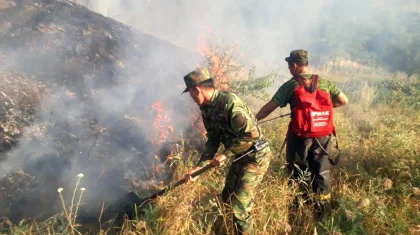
285, 49, 309, 63
182, 67, 212, 94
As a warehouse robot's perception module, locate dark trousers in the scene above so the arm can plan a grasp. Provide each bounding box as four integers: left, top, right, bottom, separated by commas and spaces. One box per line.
286, 134, 332, 195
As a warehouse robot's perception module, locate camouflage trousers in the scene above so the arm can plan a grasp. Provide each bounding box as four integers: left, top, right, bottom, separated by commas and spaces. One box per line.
221, 147, 271, 234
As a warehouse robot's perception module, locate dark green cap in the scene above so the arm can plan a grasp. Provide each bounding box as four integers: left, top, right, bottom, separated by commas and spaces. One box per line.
182, 67, 212, 94
285, 49, 309, 63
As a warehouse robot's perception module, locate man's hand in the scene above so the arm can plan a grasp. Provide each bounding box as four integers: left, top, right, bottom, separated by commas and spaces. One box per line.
212, 153, 227, 167
184, 166, 201, 183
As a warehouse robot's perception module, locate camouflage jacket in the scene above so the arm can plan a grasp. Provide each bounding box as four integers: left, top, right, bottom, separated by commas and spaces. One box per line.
198, 90, 261, 164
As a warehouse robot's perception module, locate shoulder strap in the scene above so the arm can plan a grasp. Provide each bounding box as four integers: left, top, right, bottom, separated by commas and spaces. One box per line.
310, 74, 319, 93
294, 75, 319, 93
293, 76, 310, 90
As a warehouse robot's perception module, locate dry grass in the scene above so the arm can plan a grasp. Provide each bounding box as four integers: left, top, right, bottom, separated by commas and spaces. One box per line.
1, 64, 419, 234
117, 66, 419, 235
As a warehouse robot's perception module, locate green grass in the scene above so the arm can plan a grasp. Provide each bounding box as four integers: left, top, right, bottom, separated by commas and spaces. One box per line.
2, 66, 420, 235
111, 67, 420, 234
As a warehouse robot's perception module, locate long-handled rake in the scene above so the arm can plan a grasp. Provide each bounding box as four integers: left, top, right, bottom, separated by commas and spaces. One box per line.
77, 140, 270, 223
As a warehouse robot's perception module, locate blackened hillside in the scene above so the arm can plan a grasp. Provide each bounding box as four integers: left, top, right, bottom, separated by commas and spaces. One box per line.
0, 0, 202, 223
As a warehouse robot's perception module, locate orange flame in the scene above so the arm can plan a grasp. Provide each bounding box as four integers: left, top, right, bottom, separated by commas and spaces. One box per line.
198, 38, 243, 91
151, 101, 173, 144
148, 101, 176, 177
196, 25, 230, 89
65, 90, 75, 97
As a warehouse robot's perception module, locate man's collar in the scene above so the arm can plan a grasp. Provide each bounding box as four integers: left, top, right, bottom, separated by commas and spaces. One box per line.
299, 72, 312, 75
200, 89, 219, 109
298, 73, 313, 79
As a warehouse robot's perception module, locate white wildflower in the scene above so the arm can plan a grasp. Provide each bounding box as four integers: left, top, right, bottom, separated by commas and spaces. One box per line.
57, 188, 63, 193
80, 188, 86, 191
358, 198, 370, 209
383, 178, 393, 190
413, 187, 420, 196
77, 173, 84, 178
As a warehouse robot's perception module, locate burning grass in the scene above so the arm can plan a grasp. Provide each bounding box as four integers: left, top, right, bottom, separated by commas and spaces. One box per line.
0, 84, 186, 229
0, 5, 419, 231
116, 67, 420, 235
1, 60, 419, 234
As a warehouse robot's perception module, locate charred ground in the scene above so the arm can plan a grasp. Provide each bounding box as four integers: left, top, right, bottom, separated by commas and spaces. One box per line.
0, 0, 203, 225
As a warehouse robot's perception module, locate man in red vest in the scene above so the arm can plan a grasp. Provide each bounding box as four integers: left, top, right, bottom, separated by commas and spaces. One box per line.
256, 50, 348, 218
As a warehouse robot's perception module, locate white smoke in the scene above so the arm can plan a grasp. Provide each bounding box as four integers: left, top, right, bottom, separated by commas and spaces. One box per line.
77, 0, 329, 72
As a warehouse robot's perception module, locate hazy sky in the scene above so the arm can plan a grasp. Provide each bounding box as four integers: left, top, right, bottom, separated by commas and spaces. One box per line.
79, 0, 418, 74
80, 0, 331, 71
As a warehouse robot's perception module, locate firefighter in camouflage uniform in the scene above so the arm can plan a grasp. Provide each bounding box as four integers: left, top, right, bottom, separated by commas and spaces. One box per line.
183, 67, 272, 235
256, 50, 349, 218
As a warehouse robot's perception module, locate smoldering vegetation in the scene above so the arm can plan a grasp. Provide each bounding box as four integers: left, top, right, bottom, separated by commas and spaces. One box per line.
0, 0, 419, 232
0, 0, 203, 223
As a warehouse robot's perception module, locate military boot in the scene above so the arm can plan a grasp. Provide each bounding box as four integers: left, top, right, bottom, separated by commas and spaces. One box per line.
314, 193, 331, 220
